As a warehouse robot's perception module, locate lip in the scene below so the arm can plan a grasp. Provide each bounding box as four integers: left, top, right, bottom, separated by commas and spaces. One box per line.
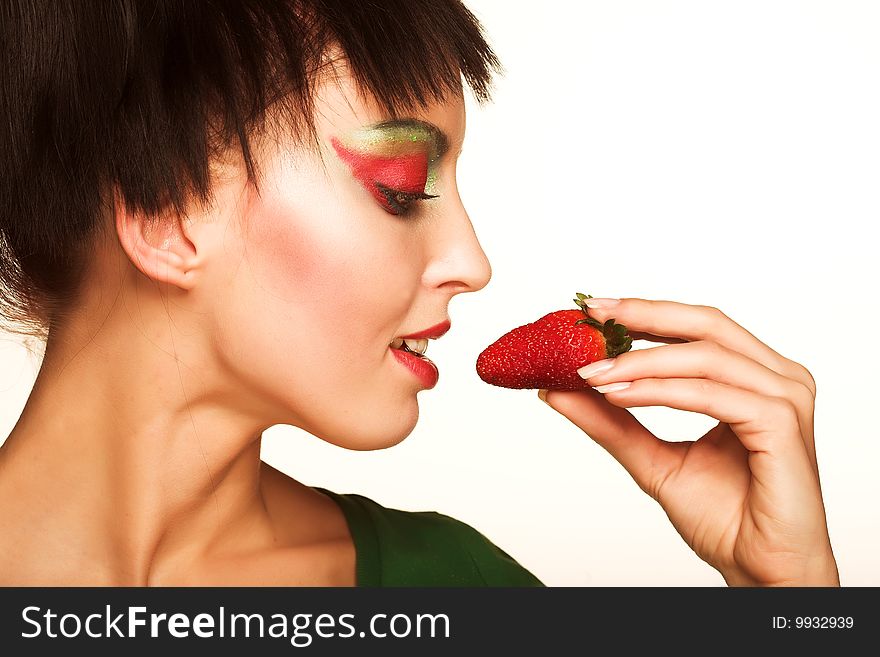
391, 348, 439, 389
397, 319, 451, 340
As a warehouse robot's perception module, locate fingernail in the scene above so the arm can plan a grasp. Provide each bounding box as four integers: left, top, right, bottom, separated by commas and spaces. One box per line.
577, 358, 615, 380
593, 381, 631, 393
537, 388, 549, 404
584, 298, 620, 309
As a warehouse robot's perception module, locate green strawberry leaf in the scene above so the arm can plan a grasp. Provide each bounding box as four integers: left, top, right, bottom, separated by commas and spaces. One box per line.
571, 291, 633, 359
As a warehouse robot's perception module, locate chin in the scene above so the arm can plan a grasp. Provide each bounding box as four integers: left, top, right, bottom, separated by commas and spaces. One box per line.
315, 404, 420, 452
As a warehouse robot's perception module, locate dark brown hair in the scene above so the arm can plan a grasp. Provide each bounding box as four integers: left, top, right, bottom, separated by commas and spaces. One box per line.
0, 0, 501, 343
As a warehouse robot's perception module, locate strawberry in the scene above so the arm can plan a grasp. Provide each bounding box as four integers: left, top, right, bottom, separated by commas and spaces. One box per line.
476, 292, 634, 390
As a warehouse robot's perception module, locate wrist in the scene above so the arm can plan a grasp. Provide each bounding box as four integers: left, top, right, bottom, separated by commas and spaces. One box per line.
722, 551, 840, 587
794, 553, 840, 587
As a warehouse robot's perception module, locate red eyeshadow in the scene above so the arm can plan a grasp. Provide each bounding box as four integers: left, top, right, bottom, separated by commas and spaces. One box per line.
331, 138, 429, 208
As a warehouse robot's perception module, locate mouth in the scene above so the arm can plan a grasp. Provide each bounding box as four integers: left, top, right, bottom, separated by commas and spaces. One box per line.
389, 336, 429, 358
388, 319, 451, 359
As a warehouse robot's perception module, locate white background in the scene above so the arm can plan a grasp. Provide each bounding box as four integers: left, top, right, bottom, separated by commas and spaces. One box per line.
2, 1, 879, 585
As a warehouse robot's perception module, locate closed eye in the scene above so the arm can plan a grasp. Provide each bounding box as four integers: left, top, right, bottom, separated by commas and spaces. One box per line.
375, 182, 439, 216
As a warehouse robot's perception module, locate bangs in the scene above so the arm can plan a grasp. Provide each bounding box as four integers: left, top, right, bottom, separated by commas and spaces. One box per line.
311, 0, 501, 113
115, 0, 503, 211
0, 0, 501, 340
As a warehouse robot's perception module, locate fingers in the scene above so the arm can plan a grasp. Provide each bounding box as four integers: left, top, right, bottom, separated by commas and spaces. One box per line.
542, 388, 687, 501
585, 298, 819, 472
583, 341, 806, 403
581, 340, 818, 473
586, 299, 816, 397
627, 330, 689, 345
592, 377, 823, 535
593, 377, 808, 459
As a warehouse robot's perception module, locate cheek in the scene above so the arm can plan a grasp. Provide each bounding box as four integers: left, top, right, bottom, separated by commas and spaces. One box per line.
230, 174, 419, 370
209, 158, 426, 448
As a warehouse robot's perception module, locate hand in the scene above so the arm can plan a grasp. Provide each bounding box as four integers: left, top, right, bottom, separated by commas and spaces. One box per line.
539, 297, 840, 586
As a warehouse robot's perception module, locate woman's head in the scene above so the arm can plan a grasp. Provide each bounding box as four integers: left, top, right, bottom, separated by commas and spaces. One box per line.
0, 0, 499, 448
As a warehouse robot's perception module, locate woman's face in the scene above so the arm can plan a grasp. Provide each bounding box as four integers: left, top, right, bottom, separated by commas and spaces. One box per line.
201, 68, 492, 449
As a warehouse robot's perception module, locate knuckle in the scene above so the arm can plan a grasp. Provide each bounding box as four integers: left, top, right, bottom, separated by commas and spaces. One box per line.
770, 398, 799, 425
790, 380, 815, 410
785, 360, 817, 397
779, 357, 816, 396
693, 340, 721, 377
800, 365, 817, 397
700, 304, 724, 319
751, 397, 794, 430
648, 465, 673, 503
700, 339, 724, 358
696, 304, 725, 336
642, 441, 673, 502
695, 377, 713, 398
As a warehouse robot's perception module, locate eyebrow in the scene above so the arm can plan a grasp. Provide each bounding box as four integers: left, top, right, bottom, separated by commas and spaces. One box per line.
364, 118, 450, 160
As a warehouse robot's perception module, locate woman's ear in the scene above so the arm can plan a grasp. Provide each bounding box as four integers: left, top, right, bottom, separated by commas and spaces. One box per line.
113, 190, 203, 291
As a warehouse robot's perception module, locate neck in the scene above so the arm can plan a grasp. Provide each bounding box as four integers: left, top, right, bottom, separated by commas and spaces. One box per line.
0, 272, 279, 585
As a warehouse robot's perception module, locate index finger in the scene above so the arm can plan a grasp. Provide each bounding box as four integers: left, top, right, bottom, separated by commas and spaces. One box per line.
587, 298, 799, 382
627, 330, 689, 345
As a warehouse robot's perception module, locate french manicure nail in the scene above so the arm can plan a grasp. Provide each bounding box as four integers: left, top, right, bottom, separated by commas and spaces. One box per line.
577, 358, 615, 379
584, 298, 620, 308
593, 381, 631, 393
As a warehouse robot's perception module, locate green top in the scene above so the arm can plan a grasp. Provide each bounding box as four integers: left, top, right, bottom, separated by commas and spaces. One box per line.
315, 487, 545, 587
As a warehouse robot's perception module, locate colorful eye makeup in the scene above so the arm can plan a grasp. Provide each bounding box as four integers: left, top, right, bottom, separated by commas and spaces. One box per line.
331, 119, 449, 216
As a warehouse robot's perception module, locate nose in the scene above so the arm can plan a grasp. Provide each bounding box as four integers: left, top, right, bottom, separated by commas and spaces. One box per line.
422, 192, 492, 295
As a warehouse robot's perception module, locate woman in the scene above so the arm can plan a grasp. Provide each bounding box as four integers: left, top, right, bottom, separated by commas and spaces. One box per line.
0, 0, 838, 586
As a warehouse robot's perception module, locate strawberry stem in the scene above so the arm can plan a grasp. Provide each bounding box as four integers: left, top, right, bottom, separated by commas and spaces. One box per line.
572, 292, 633, 358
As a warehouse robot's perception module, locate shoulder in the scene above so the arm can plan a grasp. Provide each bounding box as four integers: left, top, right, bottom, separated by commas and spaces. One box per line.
321, 488, 545, 587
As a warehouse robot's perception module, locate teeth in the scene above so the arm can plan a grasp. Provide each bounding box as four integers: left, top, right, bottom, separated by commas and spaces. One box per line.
389, 337, 428, 355
404, 338, 428, 354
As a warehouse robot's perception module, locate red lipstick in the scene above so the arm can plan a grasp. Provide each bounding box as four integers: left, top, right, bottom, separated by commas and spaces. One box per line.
398, 320, 451, 340
391, 348, 439, 389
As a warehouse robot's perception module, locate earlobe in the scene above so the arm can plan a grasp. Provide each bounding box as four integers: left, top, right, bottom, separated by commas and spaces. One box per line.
114, 192, 200, 291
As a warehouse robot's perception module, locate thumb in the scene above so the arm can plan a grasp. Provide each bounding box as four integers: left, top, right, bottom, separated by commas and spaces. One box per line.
538, 388, 682, 500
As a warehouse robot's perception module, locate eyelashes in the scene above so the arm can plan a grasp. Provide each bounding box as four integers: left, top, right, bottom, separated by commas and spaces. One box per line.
374, 182, 438, 217
329, 137, 439, 217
